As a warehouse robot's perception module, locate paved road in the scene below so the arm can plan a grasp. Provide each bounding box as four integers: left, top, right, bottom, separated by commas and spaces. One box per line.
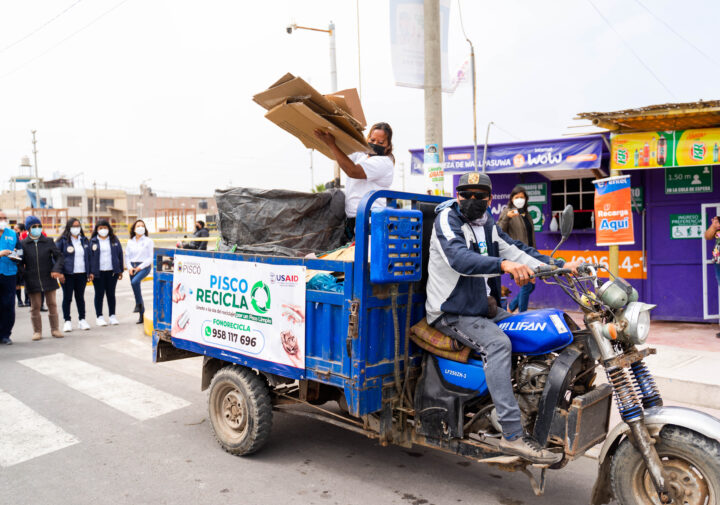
1, 281, 610, 505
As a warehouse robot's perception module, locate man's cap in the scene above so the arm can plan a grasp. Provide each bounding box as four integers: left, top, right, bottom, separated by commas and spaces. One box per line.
25, 215, 41, 229
456, 172, 492, 191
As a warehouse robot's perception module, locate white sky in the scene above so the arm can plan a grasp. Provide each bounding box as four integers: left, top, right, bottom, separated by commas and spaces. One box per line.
1, 0, 718, 197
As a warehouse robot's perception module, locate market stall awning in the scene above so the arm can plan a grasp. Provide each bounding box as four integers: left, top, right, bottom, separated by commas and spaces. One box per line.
409, 135, 607, 180
575, 100, 720, 132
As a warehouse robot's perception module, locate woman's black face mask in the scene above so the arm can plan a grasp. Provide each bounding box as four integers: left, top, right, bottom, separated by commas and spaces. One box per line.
368, 143, 386, 156
459, 198, 489, 221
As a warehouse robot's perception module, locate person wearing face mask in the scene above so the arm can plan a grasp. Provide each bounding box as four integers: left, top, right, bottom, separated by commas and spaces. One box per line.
313, 122, 395, 240
19, 215, 65, 341
0, 210, 19, 344
179, 220, 210, 250
55, 219, 92, 332
89, 220, 124, 326
13, 223, 30, 308
125, 219, 154, 324
498, 186, 537, 313
425, 172, 582, 464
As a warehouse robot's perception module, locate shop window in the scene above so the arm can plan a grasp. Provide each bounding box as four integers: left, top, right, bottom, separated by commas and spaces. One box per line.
67, 196, 82, 207
551, 177, 595, 229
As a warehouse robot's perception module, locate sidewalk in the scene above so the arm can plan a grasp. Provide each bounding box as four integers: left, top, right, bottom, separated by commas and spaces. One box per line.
566, 311, 720, 410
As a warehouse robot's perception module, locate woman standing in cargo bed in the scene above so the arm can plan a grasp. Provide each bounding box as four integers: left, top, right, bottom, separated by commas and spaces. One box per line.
314, 122, 395, 240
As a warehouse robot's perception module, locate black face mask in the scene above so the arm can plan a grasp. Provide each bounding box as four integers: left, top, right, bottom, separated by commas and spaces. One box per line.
369, 143, 386, 156
459, 198, 488, 221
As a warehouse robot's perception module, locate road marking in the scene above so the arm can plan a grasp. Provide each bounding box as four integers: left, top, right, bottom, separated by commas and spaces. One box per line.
0, 389, 79, 467
101, 339, 201, 377
18, 353, 191, 421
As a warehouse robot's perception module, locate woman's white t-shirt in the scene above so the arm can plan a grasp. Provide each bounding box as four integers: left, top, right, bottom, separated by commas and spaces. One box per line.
344, 153, 394, 218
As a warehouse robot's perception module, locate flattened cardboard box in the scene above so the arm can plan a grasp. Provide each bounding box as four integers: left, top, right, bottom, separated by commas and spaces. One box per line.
254, 73, 370, 159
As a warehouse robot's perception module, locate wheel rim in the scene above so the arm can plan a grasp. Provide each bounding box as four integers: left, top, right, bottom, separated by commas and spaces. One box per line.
213, 382, 248, 442
633, 450, 714, 505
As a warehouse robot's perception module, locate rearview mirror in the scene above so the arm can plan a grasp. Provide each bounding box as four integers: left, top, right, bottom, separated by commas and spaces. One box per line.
560, 205, 574, 240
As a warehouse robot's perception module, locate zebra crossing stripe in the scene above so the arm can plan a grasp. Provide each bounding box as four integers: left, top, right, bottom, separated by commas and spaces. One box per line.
18, 353, 191, 421
101, 339, 202, 377
0, 389, 79, 468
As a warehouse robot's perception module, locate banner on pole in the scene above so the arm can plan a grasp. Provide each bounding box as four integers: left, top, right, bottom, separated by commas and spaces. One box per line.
593, 175, 635, 246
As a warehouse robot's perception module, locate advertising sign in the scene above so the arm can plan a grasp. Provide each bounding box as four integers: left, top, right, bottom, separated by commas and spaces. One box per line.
665, 165, 713, 194
171, 254, 306, 376
527, 204, 544, 232
593, 175, 635, 246
631, 187, 645, 212
670, 214, 703, 239
611, 128, 720, 170
424, 143, 444, 195
389, 0, 451, 91
410, 137, 604, 175
523, 182, 547, 204
542, 249, 646, 279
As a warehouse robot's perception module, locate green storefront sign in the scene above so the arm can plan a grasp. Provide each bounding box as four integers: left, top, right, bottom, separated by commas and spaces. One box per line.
631, 186, 645, 212
527, 204, 544, 232
665, 166, 713, 194
523, 182, 547, 204
670, 213, 702, 239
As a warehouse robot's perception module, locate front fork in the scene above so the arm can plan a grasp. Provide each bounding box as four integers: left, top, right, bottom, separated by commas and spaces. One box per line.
588, 321, 672, 503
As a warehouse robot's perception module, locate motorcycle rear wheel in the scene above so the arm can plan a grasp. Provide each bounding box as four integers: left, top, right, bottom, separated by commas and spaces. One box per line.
610, 425, 720, 505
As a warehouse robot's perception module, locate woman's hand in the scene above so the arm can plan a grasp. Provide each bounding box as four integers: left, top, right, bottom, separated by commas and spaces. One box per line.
128, 267, 136, 276
508, 209, 519, 218
313, 129, 336, 147
118, 273, 123, 280
88, 274, 94, 282
51, 272, 65, 283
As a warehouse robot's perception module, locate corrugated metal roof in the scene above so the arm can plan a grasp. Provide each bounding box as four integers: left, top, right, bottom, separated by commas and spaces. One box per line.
575, 100, 720, 132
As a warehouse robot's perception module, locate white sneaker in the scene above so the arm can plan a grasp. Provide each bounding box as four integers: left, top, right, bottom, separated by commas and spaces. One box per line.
63, 321, 73, 332
108, 315, 119, 325
78, 319, 90, 330
96, 316, 108, 327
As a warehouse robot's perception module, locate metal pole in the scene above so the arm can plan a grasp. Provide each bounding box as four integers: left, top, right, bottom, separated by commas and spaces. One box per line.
93, 181, 98, 227
424, 0, 443, 187
481, 121, 494, 173
31, 130, 40, 207
329, 21, 340, 182
356, 0, 362, 100
470, 44, 477, 171
608, 169, 620, 276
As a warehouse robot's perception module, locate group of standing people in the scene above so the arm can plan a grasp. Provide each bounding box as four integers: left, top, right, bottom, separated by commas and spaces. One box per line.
0, 213, 153, 345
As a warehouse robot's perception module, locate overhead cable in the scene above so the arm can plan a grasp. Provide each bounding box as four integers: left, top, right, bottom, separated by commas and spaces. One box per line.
0, 0, 85, 55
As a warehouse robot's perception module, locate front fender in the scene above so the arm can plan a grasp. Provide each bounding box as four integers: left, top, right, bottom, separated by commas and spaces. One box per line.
598, 406, 720, 464
590, 406, 720, 505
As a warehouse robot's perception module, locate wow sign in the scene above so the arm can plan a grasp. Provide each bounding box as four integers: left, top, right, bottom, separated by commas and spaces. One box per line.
593, 175, 635, 246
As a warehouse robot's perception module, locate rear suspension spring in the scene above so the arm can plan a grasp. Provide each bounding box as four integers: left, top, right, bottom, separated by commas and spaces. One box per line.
606, 366, 643, 422
630, 360, 663, 409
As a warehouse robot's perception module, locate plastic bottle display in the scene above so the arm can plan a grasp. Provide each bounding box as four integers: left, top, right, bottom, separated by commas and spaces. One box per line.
657, 136, 667, 165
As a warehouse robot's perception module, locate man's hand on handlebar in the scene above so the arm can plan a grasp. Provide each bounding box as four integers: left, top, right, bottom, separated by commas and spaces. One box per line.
562, 260, 584, 275
501, 260, 536, 287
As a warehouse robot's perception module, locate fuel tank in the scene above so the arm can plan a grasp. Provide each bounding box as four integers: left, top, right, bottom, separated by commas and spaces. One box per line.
497, 309, 573, 355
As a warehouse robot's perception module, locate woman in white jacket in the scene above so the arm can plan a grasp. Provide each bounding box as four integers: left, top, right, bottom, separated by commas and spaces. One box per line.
125, 220, 153, 324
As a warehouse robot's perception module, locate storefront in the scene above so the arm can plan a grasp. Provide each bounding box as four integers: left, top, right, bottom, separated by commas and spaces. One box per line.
410, 125, 719, 322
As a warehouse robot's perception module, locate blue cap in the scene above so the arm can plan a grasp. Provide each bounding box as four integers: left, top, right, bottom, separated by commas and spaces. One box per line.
25, 215, 41, 229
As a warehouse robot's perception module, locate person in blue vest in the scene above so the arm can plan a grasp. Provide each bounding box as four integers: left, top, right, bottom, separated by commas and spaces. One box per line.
55, 218, 92, 332
89, 220, 124, 326
0, 210, 18, 345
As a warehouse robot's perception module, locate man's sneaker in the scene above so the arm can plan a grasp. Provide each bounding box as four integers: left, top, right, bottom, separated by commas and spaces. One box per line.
96, 316, 108, 327
497, 436, 562, 465
108, 315, 119, 325
0, 337, 12, 345
78, 319, 90, 330
63, 321, 73, 332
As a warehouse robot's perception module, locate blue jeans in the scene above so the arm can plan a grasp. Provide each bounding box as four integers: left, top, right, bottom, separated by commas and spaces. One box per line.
0, 274, 16, 340
508, 282, 535, 313
130, 262, 150, 307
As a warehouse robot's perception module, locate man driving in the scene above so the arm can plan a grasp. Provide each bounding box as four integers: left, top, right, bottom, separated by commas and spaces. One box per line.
425, 172, 581, 464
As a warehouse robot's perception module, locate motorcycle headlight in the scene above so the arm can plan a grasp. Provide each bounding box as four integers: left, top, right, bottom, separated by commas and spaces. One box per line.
597, 278, 633, 309
618, 302, 656, 345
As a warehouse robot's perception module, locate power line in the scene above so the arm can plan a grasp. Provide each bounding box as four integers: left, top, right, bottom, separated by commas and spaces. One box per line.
632, 0, 719, 67
586, 0, 676, 99
493, 123, 522, 141
0, 0, 85, 55
0, 0, 133, 80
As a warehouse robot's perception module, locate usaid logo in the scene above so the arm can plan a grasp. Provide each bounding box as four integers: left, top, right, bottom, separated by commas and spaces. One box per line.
269, 272, 300, 285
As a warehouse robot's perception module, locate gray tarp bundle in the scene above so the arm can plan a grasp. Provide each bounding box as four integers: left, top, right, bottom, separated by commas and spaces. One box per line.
215, 187, 347, 257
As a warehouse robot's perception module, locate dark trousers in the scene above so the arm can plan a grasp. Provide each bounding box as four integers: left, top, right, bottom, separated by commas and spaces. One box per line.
94, 271, 118, 317
129, 262, 150, 307
61, 273, 87, 321
0, 274, 16, 340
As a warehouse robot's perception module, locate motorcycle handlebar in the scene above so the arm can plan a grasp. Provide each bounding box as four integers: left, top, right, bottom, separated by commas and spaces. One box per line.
532, 262, 596, 279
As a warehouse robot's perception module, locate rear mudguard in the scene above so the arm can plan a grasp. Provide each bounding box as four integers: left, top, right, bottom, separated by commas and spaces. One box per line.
590, 406, 720, 505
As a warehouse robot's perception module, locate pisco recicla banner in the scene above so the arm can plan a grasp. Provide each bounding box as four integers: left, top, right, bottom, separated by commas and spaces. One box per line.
170, 254, 306, 376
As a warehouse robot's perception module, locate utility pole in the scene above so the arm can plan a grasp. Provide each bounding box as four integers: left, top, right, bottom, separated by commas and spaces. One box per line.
608, 168, 620, 276
31, 130, 40, 207
424, 0, 443, 192
93, 181, 98, 227
482, 122, 494, 172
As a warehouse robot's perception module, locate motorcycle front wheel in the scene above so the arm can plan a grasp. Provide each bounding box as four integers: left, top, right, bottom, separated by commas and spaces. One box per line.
610, 425, 720, 505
